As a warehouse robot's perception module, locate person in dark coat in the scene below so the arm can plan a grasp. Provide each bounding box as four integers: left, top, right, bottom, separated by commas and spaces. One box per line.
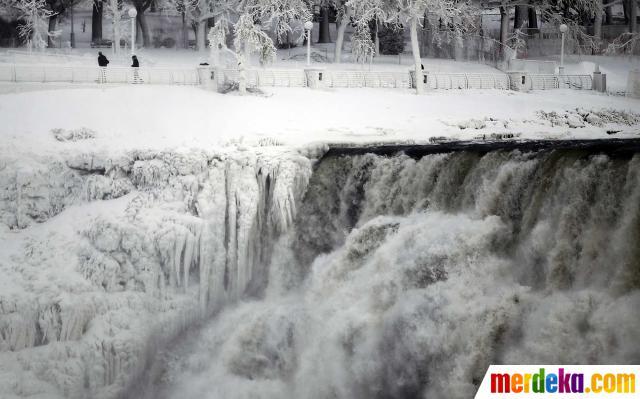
131, 55, 139, 67
97, 52, 109, 67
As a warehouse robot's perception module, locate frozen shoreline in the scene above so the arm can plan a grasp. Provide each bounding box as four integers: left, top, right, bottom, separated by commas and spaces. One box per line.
0, 84, 638, 160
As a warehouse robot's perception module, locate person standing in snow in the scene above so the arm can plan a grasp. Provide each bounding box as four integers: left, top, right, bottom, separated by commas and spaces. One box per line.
97, 52, 109, 84
97, 52, 109, 67
131, 55, 142, 84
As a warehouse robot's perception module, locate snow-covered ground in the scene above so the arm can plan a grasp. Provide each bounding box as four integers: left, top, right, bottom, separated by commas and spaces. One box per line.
0, 84, 639, 158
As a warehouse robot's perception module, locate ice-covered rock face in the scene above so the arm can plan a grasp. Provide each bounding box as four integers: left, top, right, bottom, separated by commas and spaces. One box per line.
148, 150, 640, 399
0, 148, 312, 399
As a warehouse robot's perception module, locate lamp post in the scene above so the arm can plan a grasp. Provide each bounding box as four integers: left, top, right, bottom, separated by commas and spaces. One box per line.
559, 23, 567, 75
129, 8, 138, 56
304, 21, 313, 66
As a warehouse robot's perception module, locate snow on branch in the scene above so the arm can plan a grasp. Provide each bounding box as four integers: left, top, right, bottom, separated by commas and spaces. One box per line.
3, 0, 55, 50
244, 0, 312, 42
351, 22, 375, 62
605, 32, 640, 55
233, 13, 277, 65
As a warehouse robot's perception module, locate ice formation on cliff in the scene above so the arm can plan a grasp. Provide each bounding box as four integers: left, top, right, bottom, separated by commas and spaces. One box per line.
0, 148, 311, 398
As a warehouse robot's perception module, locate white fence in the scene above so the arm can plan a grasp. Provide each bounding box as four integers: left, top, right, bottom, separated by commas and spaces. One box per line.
0, 64, 200, 85
426, 73, 511, 90
0, 64, 594, 92
320, 71, 412, 89
527, 74, 593, 90
217, 69, 411, 89
220, 69, 307, 88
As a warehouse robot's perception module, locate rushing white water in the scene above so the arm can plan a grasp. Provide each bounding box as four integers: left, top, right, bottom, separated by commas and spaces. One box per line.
143, 149, 640, 399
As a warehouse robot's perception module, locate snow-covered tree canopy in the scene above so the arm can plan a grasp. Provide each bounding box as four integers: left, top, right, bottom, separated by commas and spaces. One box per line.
232, 13, 277, 63
166, 0, 235, 24
237, 0, 311, 41
402, 0, 480, 40
0, 0, 55, 49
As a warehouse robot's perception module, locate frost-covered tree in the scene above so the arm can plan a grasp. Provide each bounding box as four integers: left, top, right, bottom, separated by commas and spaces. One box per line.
235, 0, 311, 56
1, 0, 54, 50
351, 21, 374, 62
104, 0, 124, 54
489, 0, 605, 53
207, 16, 228, 64
129, 0, 154, 47
164, 0, 234, 51
43, 0, 86, 47
333, 0, 352, 63
209, 14, 276, 93
332, 0, 396, 64
347, 0, 392, 63
393, 0, 479, 93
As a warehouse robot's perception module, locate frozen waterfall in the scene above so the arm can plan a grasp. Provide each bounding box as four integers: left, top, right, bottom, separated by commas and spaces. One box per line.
1, 145, 639, 399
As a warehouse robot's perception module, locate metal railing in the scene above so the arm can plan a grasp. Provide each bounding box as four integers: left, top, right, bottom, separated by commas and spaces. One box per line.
0, 64, 595, 92
218, 69, 411, 89
220, 69, 307, 88
426, 73, 510, 90
0, 64, 200, 85
526, 74, 593, 90
320, 71, 412, 89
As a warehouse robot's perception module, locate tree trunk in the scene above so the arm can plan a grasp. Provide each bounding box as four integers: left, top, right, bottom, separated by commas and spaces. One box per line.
500, 6, 509, 47
334, 6, 351, 63
92, 0, 103, 41
623, 0, 629, 24
238, 58, 247, 94
631, 0, 638, 33
47, 15, 56, 47
514, 5, 527, 31
605, 0, 613, 25
318, 7, 331, 43
527, 3, 538, 34
410, 16, 423, 94
196, 21, 206, 52
135, 11, 151, 47
113, 0, 121, 54
373, 18, 379, 55
594, 0, 603, 40
244, 38, 251, 68
181, 11, 188, 48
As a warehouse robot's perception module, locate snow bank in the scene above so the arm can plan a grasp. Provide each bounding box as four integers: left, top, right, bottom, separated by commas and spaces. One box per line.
0, 85, 639, 158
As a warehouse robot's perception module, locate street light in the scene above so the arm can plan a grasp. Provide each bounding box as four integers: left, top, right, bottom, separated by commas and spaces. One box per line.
128, 8, 138, 56
559, 23, 568, 75
304, 21, 313, 66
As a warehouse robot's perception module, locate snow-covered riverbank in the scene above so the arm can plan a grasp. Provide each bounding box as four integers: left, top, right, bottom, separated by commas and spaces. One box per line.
0, 85, 639, 159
